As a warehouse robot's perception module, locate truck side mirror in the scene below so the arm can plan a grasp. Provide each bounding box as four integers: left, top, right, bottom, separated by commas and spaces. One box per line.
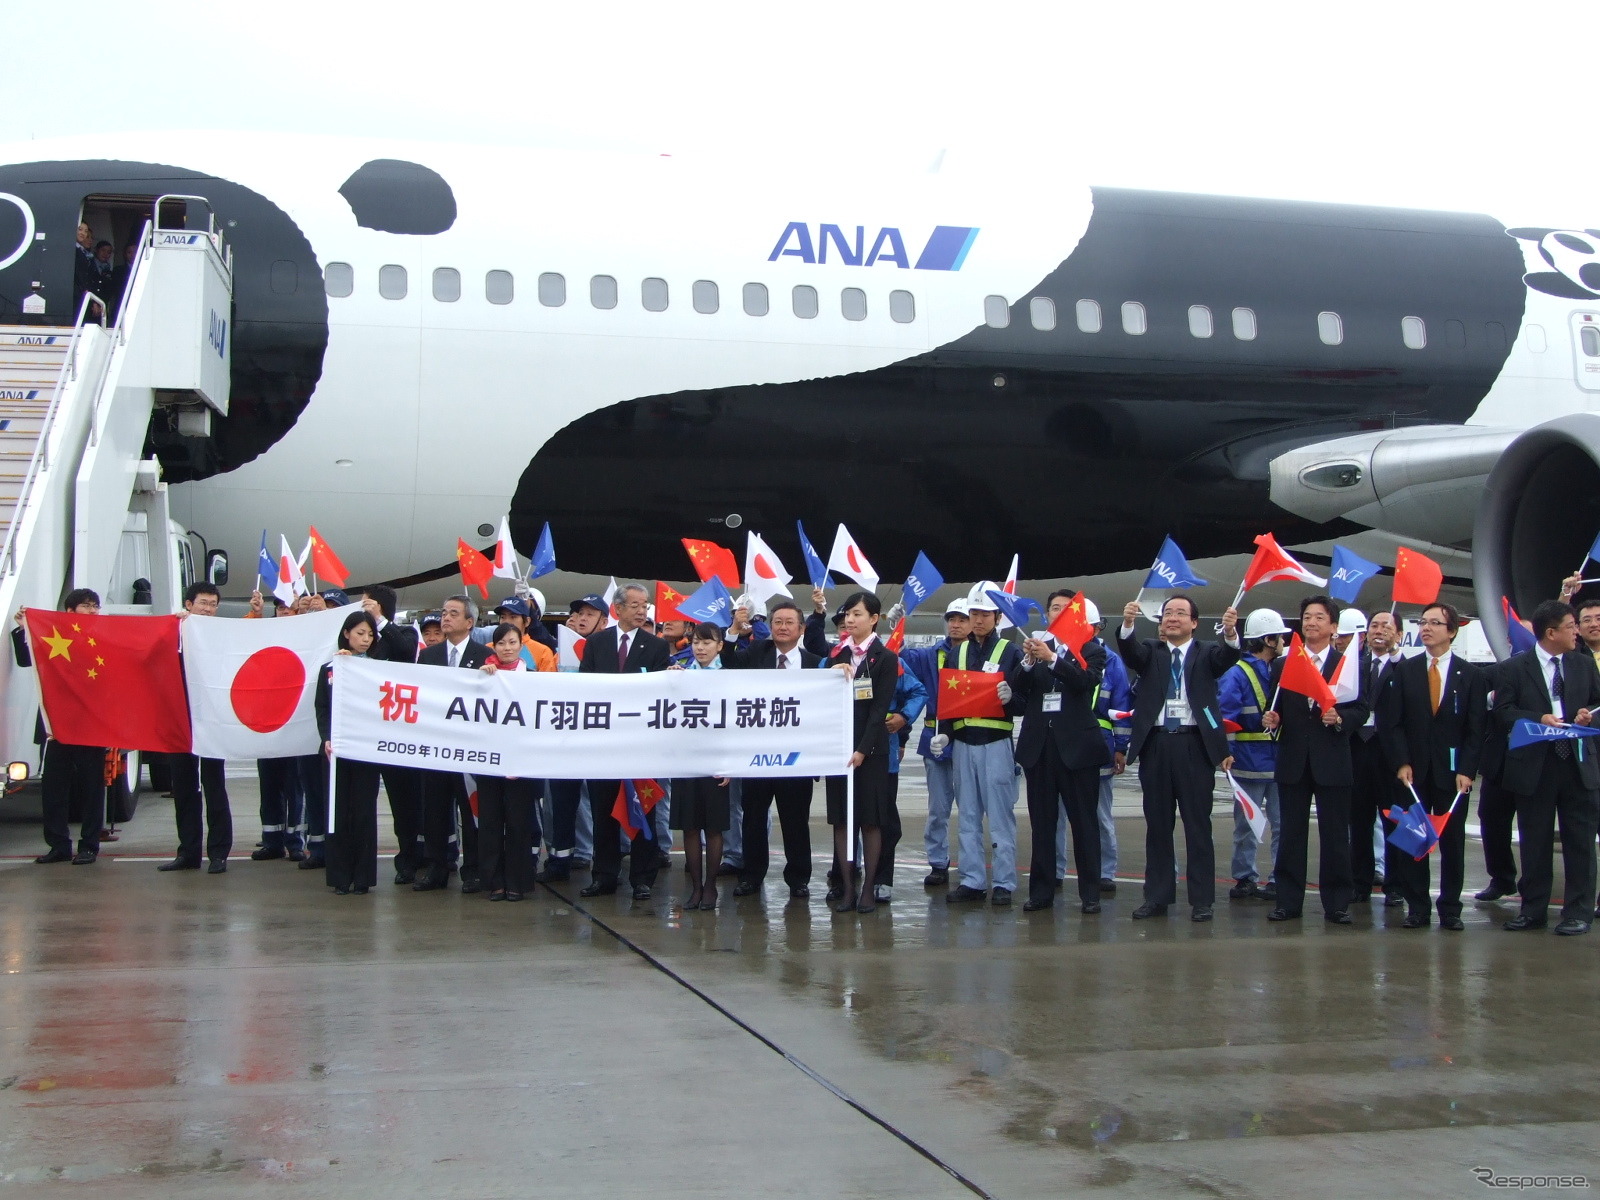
206, 549, 229, 586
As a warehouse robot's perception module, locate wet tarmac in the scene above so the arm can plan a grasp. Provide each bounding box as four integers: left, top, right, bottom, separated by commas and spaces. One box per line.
1, 770, 1597, 1198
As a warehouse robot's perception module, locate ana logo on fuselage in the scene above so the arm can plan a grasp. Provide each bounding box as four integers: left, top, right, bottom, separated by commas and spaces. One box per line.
768, 223, 979, 271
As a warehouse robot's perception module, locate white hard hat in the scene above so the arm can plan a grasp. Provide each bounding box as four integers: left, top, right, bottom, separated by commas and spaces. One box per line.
1337, 607, 1368, 635
966, 581, 1003, 611
1243, 608, 1292, 638
943, 597, 972, 617
526, 587, 546, 615
1081, 597, 1101, 625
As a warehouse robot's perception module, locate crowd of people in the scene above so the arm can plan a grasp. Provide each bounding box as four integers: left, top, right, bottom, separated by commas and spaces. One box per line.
15, 569, 1600, 936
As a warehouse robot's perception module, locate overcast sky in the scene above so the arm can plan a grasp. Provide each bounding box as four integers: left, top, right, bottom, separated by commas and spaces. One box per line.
10, 1, 1594, 226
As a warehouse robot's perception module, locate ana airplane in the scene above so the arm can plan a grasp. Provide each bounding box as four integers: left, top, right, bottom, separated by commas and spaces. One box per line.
2, 133, 1599, 644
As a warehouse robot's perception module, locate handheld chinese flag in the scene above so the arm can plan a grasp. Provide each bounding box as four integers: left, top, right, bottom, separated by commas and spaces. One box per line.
655, 581, 690, 622
613, 779, 663, 841
682, 538, 740, 588
1238, 532, 1326, 598
456, 538, 493, 599
885, 616, 906, 654
307, 526, 350, 589
24, 610, 191, 752
491, 515, 520, 580
937, 669, 1006, 720
1278, 632, 1337, 713
1392, 547, 1443, 606
1046, 590, 1095, 668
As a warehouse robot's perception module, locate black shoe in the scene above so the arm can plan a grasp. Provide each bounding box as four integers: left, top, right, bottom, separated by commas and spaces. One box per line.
158, 857, 200, 872
393, 869, 415, 886
1022, 896, 1052, 912
1228, 878, 1259, 900
569, 857, 591, 870
579, 881, 618, 897
1191, 905, 1214, 922
505, 891, 524, 902
250, 847, 286, 861
789, 886, 810, 899
1383, 893, 1406, 907
1554, 918, 1591, 936
206, 858, 227, 874
333, 886, 350, 896
71, 851, 97, 865
1266, 907, 1298, 922
1401, 912, 1431, 929
536, 862, 571, 883
1131, 902, 1168, 920
1099, 878, 1117, 896
1054, 878, 1064, 890
1325, 909, 1352, 924
1440, 916, 1465, 931
1258, 882, 1277, 900
460, 880, 481, 894
1474, 883, 1515, 901
287, 850, 308, 862
352, 885, 369, 895
825, 885, 844, 903
1081, 901, 1102, 914
990, 888, 1012, 907
34, 848, 71, 864
732, 880, 759, 897
632, 884, 652, 901
1503, 914, 1547, 931
412, 877, 448, 892
298, 856, 325, 870
855, 897, 877, 914
656, 851, 672, 870
946, 885, 985, 904
874, 884, 894, 903
1349, 891, 1371, 904
923, 868, 949, 887
716, 862, 740, 877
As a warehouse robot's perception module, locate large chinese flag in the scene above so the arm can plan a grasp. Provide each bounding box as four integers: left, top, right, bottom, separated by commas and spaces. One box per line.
1392, 547, 1443, 606
24, 610, 190, 751
1046, 590, 1095, 668
1278, 632, 1337, 713
937, 669, 1006, 720
681, 538, 740, 588
655, 581, 690, 622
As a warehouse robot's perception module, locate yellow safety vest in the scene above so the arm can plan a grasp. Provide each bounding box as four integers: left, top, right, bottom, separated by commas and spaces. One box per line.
1230, 660, 1274, 741
954, 638, 1013, 732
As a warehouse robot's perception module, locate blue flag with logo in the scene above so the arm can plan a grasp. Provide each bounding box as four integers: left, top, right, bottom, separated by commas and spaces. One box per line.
1508, 718, 1600, 752
1327, 544, 1380, 604
1502, 597, 1538, 655
528, 521, 557, 579
796, 520, 832, 590
256, 530, 274, 583
1143, 535, 1208, 589
1585, 529, 1600, 569
902, 551, 944, 616
1386, 800, 1439, 859
680, 576, 735, 627
986, 589, 1042, 630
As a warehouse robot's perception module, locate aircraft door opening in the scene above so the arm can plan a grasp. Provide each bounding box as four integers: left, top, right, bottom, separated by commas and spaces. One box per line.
1575, 312, 1600, 394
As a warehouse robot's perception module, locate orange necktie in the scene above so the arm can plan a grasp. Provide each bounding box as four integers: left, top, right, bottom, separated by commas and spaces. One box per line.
1428, 655, 1441, 714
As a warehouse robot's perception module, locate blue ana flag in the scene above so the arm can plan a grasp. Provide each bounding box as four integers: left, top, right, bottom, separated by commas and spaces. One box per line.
1585, 530, 1600, 569
1503, 597, 1538, 655
1143, 535, 1208, 589
528, 521, 557, 579
680, 576, 735, 627
256, 530, 274, 583
1327, 544, 1380, 603
1508, 718, 1600, 752
796, 520, 832, 590
902, 551, 944, 616
985, 589, 1042, 629
1386, 800, 1440, 859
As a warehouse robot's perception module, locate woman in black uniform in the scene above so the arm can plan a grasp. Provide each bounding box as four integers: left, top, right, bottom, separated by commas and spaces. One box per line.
670, 623, 733, 911
316, 611, 383, 895
476, 623, 539, 901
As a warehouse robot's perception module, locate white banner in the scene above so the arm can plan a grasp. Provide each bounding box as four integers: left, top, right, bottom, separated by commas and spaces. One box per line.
329, 658, 852, 779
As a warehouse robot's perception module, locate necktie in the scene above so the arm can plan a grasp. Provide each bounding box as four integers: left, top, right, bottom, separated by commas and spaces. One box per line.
1552, 658, 1572, 759
1428, 656, 1441, 714
448, 643, 458, 669
618, 632, 630, 667
1164, 648, 1182, 730
778, 652, 789, 669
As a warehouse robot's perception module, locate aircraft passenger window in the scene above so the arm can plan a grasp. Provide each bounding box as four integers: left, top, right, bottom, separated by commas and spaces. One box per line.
1188, 305, 1213, 338
378, 264, 408, 300
1231, 306, 1257, 340
1525, 323, 1546, 353
792, 285, 818, 319
270, 260, 298, 296
1485, 321, 1507, 355
538, 272, 565, 307
1444, 319, 1466, 349
1401, 316, 1427, 349
1317, 311, 1343, 346
742, 283, 768, 316
1075, 299, 1101, 333
984, 295, 1009, 328
432, 267, 460, 303
1028, 296, 1055, 330
891, 290, 916, 324
486, 270, 514, 305
590, 274, 616, 309
324, 262, 354, 298
642, 277, 669, 312
693, 280, 719, 314
1584, 326, 1600, 357
842, 288, 867, 321
1121, 301, 1147, 335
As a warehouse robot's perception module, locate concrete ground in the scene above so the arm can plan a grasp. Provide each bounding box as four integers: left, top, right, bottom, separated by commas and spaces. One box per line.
1, 766, 1596, 1199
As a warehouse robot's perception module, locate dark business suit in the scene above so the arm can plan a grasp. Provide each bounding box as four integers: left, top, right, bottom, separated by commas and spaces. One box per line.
415, 636, 491, 887
1476, 660, 1519, 893
580, 623, 671, 889
1493, 648, 1600, 923
1013, 638, 1109, 906
1379, 651, 1487, 921
824, 637, 900, 828
1350, 649, 1405, 898
1268, 644, 1369, 917
315, 662, 382, 891
11, 626, 106, 857
721, 638, 822, 890
1117, 629, 1240, 908
371, 619, 425, 880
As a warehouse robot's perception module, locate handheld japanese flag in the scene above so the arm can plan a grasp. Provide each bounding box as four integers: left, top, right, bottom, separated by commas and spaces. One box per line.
1226, 771, 1269, 841
1046, 591, 1096, 669
1392, 547, 1443, 606
828, 524, 879, 592
796, 520, 833, 590
1279, 632, 1337, 713
603, 577, 618, 625
744, 531, 793, 607
308, 526, 350, 589
998, 554, 1020, 629
273, 534, 307, 606
557, 625, 586, 671
1328, 642, 1360, 705
528, 521, 557, 579
491, 515, 520, 580
1234, 533, 1326, 606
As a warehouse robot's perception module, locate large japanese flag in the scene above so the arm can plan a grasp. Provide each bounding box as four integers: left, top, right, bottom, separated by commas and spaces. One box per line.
181, 605, 359, 759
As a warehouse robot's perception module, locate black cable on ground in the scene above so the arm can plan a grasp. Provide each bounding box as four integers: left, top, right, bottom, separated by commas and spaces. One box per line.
539, 880, 994, 1200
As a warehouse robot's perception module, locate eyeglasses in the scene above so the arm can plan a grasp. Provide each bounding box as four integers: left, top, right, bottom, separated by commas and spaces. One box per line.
1417, 619, 1451, 628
